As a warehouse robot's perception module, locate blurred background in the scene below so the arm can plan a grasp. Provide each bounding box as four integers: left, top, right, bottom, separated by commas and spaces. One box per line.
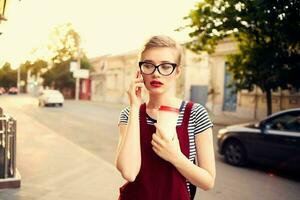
0, 0, 299, 200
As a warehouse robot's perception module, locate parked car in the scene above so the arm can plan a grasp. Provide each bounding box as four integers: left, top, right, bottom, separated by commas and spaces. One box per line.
217, 108, 300, 172
8, 87, 18, 94
38, 89, 64, 107
0, 87, 5, 95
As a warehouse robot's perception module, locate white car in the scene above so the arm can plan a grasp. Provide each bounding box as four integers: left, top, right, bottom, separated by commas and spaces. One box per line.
38, 90, 64, 107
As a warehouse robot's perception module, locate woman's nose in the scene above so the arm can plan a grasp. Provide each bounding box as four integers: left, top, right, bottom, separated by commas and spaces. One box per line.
152, 68, 161, 77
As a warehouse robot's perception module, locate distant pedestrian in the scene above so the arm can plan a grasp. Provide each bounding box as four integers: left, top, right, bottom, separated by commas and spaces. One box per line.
116, 35, 216, 200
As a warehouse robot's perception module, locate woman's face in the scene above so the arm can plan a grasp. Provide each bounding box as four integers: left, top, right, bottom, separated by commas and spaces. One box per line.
140, 47, 181, 95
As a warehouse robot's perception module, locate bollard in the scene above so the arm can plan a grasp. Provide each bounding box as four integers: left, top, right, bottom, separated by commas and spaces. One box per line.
0, 106, 21, 189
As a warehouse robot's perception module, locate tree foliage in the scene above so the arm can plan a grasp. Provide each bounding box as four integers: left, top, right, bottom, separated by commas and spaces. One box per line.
0, 63, 17, 88
19, 59, 48, 79
41, 23, 92, 98
49, 23, 81, 64
182, 0, 300, 115
0, 60, 48, 91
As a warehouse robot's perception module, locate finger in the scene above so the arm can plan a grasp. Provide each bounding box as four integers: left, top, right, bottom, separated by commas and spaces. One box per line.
154, 124, 166, 140
131, 82, 143, 90
139, 75, 144, 83
135, 83, 144, 88
136, 86, 141, 95
138, 72, 144, 82
135, 70, 140, 78
136, 88, 142, 99
134, 79, 143, 83
151, 138, 160, 148
152, 146, 160, 154
135, 70, 144, 82
152, 134, 164, 147
135, 83, 144, 92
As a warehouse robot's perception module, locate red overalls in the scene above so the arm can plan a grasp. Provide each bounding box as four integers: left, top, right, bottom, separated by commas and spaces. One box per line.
119, 102, 194, 200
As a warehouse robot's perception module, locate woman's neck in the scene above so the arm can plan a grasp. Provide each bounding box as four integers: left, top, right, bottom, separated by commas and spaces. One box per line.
147, 93, 181, 109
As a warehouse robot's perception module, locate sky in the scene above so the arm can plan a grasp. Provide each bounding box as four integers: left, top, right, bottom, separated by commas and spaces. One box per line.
0, 0, 199, 69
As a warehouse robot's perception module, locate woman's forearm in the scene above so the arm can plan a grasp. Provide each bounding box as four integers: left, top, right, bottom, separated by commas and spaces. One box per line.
172, 154, 215, 190
116, 106, 141, 181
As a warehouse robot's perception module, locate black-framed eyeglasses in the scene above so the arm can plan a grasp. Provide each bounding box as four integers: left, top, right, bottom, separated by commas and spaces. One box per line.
138, 61, 177, 76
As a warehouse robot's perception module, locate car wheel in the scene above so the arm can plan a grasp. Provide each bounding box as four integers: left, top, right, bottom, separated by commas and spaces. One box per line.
223, 139, 247, 166
59, 103, 63, 107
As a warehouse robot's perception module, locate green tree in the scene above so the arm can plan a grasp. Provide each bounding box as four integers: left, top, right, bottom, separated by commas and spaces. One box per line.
41, 23, 92, 98
42, 60, 73, 89
19, 59, 48, 80
182, 0, 300, 115
0, 63, 17, 88
49, 23, 81, 63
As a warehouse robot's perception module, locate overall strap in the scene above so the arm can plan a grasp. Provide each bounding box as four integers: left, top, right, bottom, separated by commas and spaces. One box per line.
139, 103, 147, 126
182, 101, 194, 126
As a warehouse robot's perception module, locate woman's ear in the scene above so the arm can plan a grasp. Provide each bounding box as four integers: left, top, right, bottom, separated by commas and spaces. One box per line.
175, 66, 182, 78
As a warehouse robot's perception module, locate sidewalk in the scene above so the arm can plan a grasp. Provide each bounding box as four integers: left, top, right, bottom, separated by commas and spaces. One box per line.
0, 108, 125, 200
209, 112, 255, 126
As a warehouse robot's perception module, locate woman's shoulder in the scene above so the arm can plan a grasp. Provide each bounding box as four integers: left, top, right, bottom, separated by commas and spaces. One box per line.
192, 102, 206, 110
186, 101, 212, 121
187, 101, 213, 133
182, 101, 207, 113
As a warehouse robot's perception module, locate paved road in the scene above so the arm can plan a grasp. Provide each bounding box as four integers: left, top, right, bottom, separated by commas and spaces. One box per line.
0, 94, 299, 200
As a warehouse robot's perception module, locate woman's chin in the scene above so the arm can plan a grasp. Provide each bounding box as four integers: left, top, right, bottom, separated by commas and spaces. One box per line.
148, 88, 167, 95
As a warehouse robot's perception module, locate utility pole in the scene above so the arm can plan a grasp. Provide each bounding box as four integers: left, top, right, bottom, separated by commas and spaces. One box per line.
75, 47, 81, 100
17, 66, 20, 93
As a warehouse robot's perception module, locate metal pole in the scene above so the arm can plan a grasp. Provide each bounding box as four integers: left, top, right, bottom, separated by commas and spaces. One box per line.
17, 67, 20, 93
75, 78, 79, 100
75, 48, 81, 100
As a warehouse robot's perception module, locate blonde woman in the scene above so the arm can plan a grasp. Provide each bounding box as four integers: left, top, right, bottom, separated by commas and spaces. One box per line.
116, 35, 216, 200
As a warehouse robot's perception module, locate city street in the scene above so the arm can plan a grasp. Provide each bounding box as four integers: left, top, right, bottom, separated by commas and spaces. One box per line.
0, 94, 299, 200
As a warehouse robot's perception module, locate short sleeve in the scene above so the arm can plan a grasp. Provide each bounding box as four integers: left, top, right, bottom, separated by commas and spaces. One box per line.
118, 106, 130, 125
193, 104, 213, 134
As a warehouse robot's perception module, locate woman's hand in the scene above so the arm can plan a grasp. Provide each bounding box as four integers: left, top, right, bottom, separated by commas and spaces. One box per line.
127, 70, 144, 108
151, 124, 184, 164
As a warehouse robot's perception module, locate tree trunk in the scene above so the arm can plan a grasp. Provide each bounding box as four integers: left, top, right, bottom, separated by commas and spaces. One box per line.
266, 89, 272, 116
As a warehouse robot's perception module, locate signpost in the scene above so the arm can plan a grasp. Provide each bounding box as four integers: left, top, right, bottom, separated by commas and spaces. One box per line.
70, 61, 78, 73
73, 69, 89, 79
70, 59, 89, 100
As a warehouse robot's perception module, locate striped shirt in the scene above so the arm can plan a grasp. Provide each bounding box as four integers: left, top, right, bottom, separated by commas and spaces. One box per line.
118, 101, 213, 194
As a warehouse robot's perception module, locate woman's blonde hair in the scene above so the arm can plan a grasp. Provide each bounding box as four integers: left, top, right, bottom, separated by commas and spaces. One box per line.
140, 35, 184, 66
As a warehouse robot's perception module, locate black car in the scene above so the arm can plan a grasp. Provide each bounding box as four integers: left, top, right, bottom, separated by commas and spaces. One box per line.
217, 108, 300, 171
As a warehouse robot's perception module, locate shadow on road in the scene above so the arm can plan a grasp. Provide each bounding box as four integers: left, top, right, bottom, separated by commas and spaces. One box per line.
217, 156, 300, 182
248, 163, 300, 182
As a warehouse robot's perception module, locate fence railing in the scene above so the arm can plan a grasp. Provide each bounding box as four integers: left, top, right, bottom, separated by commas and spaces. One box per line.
0, 107, 21, 189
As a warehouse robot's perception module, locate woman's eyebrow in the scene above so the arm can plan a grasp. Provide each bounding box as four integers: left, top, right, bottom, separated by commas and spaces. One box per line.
142, 59, 154, 63
160, 60, 175, 63
142, 60, 174, 63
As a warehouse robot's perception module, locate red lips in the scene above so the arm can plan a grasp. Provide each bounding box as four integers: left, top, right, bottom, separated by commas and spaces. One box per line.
150, 80, 163, 87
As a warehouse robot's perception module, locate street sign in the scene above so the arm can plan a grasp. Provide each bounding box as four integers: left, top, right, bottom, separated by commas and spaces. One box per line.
73, 69, 89, 79
70, 61, 78, 72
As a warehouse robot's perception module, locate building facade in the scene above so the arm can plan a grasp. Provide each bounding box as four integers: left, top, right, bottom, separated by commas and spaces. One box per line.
89, 51, 139, 104
204, 39, 300, 119
90, 40, 300, 119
